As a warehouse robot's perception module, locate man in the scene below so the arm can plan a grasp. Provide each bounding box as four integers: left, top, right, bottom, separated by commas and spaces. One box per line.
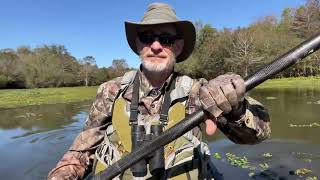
48, 2, 271, 180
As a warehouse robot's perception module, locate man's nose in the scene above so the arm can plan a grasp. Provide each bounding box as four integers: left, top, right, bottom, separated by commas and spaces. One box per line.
150, 39, 163, 54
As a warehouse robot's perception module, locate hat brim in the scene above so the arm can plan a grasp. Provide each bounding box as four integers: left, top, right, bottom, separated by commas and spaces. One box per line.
125, 21, 195, 62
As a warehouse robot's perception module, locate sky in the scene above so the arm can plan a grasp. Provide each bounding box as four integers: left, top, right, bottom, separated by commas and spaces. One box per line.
0, 0, 306, 68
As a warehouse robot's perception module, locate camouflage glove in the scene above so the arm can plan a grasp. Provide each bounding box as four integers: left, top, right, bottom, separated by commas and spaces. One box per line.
199, 73, 246, 119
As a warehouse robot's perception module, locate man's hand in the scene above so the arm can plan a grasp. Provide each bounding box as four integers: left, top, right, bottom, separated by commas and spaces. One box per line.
199, 73, 245, 135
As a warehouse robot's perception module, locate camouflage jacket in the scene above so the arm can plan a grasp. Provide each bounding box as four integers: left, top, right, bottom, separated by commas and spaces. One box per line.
48, 70, 271, 180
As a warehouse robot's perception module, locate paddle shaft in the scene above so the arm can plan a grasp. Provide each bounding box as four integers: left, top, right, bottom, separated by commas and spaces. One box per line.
93, 32, 320, 180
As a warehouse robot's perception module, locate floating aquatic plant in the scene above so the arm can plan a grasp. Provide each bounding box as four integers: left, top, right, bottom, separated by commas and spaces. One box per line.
266, 96, 277, 100
289, 122, 320, 128
292, 152, 320, 158
295, 168, 312, 176
248, 172, 255, 177
291, 152, 319, 163
303, 159, 312, 163
226, 153, 250, 168
212, 152, 221, 159
262, 152, 273, 158
305, 176, 318, 180
212, 152, 275, 178
259, 163, 269, 170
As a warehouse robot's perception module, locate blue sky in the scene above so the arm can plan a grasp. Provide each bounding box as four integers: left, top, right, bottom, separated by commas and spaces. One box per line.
1, 0, 305, 68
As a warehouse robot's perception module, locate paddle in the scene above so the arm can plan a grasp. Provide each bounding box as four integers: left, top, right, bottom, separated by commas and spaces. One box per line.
92, 32, 320, 180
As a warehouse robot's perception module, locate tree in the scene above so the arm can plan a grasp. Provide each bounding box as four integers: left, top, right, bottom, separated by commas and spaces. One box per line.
112, 59, 128, 71
110, 59, 129, 77
177, 24, 224, 79
0, 49, 23, 87
279, 8, 294, 32
81, 56, 96, 86
292, 0, 320, 38
225, 29, 263, 77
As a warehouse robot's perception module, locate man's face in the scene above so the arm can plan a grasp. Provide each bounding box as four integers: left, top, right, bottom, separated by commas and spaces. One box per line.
136, 24, 184, 73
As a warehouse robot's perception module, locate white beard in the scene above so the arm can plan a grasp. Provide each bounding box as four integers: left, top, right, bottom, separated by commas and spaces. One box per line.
141, 56, 176, 73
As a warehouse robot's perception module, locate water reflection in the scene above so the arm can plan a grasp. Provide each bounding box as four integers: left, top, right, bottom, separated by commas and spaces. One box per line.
0, 101, 91, 180
250, 87, 320, 144
0, 101, 91, 130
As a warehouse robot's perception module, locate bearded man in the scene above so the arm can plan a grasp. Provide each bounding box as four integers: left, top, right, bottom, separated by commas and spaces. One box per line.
48, 2, 271, 180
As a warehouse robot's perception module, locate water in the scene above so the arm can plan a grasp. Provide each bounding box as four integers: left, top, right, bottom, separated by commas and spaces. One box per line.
0, 101, 91, 180
0, 88, 319, 179
206, 87, 320, 179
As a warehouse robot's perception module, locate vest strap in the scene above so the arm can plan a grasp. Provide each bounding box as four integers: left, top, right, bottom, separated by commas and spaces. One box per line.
129, 72, 177, 126
129, 72, 140, 125
159, 74, 177, 125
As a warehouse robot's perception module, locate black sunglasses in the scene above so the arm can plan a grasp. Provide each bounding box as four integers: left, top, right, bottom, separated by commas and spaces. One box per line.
137, 32, 181, 46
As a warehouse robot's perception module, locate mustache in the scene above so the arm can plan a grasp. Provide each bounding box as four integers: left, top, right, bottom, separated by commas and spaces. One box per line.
146, 54, 167, 58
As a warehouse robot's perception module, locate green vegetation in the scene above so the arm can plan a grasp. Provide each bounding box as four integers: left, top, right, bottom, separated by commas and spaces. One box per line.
295, 168, 313, 176
176, 0, 320, 80
258, 163, 269, 170
261, 153, 273, 158
212, 152, 222, 159
1, 1, 320, 89
306, 176, 318, 180
1, 76, 319, 109
0, 86, 98, 109
226, 152, 251, 168
256, 76, 320, 89
0, 45, 131, 89
213, 151, 317, 179
290, 122, 320, 128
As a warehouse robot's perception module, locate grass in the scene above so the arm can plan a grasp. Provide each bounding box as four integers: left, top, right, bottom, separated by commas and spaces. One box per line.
256, 76, 320, 89
0, 86, 98, 109
1, 76, 319, 109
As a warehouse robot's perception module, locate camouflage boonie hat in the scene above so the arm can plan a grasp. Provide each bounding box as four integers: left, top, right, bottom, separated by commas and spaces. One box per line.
125, 2, 196, 62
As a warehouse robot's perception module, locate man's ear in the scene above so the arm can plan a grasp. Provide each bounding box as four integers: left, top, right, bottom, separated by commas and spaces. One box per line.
172, 39, 184, 58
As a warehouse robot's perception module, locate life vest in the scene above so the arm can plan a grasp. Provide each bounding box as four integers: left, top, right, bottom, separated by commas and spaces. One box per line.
92, 71, 214, 179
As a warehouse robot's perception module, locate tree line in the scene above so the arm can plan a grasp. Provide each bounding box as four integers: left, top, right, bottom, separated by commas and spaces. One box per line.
1, 0, 319, 89
0, 45, 131, 88
176, 0, 320, 80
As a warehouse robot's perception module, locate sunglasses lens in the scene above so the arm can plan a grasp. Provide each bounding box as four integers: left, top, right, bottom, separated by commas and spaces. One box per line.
138, 32, 179, 45
159, 34, 175, 45
138, 33, 154, 44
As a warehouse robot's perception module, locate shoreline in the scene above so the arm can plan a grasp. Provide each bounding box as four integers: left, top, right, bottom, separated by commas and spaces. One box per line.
1, 77, 319, 109
0, 86, 98, 109
256, 76, 320, 89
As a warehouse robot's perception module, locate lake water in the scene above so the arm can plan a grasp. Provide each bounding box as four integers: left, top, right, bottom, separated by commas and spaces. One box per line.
0, 87, 319, 180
